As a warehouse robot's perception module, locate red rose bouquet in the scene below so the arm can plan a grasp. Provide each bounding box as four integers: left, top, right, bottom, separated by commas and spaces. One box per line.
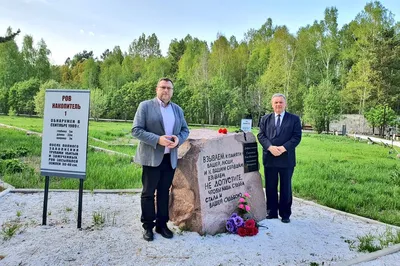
218, 128, 228, 134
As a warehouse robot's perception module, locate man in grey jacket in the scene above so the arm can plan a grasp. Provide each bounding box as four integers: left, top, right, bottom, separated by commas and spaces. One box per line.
132, 78, 189, 241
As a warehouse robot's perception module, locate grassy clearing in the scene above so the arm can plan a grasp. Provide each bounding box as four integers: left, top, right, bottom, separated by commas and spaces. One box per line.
1, 115, 399, 226
88, 139, 136, 156
293, 134, 400, 225
0, 128, 142, 189
0, 115, 137, 155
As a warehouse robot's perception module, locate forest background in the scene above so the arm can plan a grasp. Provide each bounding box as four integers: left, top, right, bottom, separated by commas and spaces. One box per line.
0, 1, 399, 135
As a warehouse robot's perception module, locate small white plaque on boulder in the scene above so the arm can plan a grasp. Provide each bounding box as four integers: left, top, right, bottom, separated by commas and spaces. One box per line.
170, 129, 266, 235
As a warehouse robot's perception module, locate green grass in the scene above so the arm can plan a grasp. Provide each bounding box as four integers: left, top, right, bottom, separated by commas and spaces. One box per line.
0, 128, 142, 189
346, 227, 400, 253
0, 115, 138, 155
1, 220, 22, 240
292, 134, 399, 225
1, 115, 399, 226
88, 139, 136, 156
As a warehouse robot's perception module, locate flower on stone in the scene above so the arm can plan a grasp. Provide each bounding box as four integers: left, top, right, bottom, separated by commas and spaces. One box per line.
226, 193, 259, 237
245, 219, 256, 228
232, 215, 244, 227
218, 128, 228, 134
226, 219, 235, 233
237, 227, 247, 237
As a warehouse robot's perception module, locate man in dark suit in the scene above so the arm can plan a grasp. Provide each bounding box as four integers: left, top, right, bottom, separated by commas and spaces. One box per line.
257, 93, 302, 223
132, 78, 189, 241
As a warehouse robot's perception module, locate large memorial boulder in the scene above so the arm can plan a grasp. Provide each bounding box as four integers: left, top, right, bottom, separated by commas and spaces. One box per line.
169, 129, 266, 235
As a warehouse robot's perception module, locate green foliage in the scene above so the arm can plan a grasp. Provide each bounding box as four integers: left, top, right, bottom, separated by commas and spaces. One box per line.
389, 168, 400, 186
349, 228, 400, 253
99, 50, 124, 93
304, 79, 341, 133
168, 38, 187, 77
1, 2, 400, 123
0, 159, 27, 174
0, 28, 20, 43
1, 220, 22, 240
0, 149, 16, 160
261, 26, 296, 99
8, 78, 40, 115
0, 147, 28, 159
90, 88, 107, 121
70, 50, 94, 67
357, 234, 381, 252
121, 55, 143, 83
35, 39, 51, 81
81, 58, 99, 89
34, 79, 61, 116
0, 27, 24, 91
92, 211, 106, 226
364, 104, 397, 135
128, 33, 161, 59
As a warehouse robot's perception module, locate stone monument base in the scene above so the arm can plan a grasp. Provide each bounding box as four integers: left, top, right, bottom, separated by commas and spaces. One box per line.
169, 129, 266, 235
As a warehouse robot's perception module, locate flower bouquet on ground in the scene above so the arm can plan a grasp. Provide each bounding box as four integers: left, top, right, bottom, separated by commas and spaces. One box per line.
225, 192, 260, 237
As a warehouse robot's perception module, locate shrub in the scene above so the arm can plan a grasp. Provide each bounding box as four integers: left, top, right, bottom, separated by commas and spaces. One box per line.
0, 159, 26, 174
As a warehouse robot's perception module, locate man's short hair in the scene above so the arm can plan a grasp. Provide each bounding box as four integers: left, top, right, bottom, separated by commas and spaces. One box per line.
271, 93, 286, 102
158, 77, 174, 87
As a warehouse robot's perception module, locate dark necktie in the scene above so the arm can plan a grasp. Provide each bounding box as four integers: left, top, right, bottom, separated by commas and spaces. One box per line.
276, 114, 281, 135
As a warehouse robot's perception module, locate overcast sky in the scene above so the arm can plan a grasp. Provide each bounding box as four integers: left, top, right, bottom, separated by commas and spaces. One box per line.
1, 0, 399, 65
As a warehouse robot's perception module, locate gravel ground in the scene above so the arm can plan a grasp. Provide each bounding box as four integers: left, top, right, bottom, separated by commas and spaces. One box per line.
0, 191, 399, 266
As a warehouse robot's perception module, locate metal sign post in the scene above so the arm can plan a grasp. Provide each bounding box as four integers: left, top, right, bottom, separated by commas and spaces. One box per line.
42, 176, 50, 225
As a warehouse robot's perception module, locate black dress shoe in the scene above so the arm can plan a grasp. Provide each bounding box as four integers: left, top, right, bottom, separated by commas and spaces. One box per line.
143, 229, 154, 241
266, 215, 278, 219
155, 226, 173, 239
281, 218, 290, 223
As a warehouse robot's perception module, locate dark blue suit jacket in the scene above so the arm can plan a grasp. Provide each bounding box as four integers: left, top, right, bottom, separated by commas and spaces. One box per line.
257, 112, 302, 168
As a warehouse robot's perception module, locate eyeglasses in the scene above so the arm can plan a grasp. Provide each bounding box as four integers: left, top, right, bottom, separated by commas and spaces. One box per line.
158, 86, 173, 90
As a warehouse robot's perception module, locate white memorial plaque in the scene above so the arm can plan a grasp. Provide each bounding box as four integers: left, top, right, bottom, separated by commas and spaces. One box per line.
240, 119, 252, 132
40, 89, 90, 179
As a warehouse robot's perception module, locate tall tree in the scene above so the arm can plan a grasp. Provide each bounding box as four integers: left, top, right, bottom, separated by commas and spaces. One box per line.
35, 39, 51, 81
128, 33, 162, 59
70, 50, 94, 67
304, 79, 341, 133
261, 26, 296, 106
341, 1, 398, 113
121, 55, 144, 83
21, 35, 36, 80
0, 28, 20, 43
0, 27, 24, 89
167, 38, 186, 78
90, 88, 107, 120
81, 58, 99, 89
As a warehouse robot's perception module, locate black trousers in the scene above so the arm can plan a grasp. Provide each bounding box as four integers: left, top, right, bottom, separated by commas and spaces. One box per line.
264, 167, 294, 219
141, 154, 175, 230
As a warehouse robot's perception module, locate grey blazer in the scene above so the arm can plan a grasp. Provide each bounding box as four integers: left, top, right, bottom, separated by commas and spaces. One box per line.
131, 98, 189, 169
